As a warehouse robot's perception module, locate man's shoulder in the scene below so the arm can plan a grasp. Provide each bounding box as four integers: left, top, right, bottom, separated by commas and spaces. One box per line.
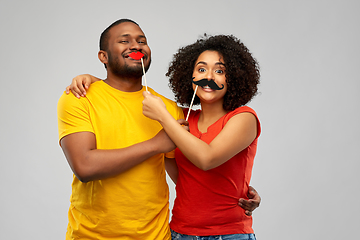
149, 89, 182, 116
57, 90, 92, 114
58, 91, 79, 105
59, 81, 104, 103
149, 89, 175, 104
155, 93, 179, 109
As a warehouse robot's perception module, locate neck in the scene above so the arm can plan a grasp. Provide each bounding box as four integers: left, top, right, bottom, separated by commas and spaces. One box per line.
198, 100, 227, 126
104, 71, 143, 92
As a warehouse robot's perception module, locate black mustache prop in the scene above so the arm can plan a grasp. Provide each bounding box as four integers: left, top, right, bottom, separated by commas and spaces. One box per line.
192, 77, 224, 90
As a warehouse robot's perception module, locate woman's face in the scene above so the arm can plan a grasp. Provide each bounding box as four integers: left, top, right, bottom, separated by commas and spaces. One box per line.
192, 50, 227, 104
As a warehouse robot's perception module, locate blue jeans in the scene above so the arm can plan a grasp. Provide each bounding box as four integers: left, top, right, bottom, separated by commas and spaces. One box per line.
170, 229, 256, 240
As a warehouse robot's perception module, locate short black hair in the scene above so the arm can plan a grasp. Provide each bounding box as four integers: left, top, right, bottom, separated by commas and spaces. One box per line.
167, 34, 260, 111
99, 19, 139, 52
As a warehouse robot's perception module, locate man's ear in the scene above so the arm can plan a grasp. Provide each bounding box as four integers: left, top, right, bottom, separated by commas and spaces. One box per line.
98, 50, 108, 65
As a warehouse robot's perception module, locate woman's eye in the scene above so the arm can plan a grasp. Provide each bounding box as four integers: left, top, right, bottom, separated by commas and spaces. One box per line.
216, 69, 224, 74
199, 68, 206, 72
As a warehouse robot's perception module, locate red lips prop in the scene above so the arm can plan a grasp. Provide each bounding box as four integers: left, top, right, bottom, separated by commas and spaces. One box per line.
129, 52, 144, 60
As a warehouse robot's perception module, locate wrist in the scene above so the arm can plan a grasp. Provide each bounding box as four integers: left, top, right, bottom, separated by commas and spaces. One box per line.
157, 110, 174, 127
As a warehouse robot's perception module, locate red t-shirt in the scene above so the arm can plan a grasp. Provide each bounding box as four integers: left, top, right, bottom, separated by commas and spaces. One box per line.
170, 106, 261, 235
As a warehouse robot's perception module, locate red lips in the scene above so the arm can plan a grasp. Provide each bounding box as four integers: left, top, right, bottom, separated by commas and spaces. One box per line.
129, 52, 144, 60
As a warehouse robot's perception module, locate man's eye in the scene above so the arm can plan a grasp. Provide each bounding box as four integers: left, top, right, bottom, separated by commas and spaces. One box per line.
120, 40, 128, 43
138, 38, 147, 44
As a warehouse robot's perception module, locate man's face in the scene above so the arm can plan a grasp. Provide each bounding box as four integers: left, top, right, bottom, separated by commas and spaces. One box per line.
105, 22, 151, 78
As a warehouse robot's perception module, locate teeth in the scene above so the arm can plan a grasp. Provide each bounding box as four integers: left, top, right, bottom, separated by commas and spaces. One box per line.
203, 86, 210, 89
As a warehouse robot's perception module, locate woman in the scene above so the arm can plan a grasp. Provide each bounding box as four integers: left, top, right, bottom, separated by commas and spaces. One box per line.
142, 34, 260, 240
67, 34, 261, 240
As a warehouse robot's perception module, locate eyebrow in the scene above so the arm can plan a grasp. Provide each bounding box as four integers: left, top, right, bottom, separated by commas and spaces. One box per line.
196, 61, 225, 67
118, 34, 146, 39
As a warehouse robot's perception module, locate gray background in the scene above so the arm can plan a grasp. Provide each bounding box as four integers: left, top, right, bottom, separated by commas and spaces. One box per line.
0, 0, 359, 239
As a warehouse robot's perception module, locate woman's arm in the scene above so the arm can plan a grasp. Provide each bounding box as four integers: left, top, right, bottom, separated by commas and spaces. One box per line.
66, 74, 101, 98
142, 92, 258, 171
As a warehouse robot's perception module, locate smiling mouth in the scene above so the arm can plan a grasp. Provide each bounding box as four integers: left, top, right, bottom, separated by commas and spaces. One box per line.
201, 86, 214, 91
126, 52, 145, 61
127, 57, 141, 61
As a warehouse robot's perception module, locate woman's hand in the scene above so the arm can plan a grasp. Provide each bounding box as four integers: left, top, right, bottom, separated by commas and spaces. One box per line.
142, 91, 168, 122
66, 74, 97, 98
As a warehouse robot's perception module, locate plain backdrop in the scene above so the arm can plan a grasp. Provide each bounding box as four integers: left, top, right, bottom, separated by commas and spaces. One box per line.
0, 0, 359, 239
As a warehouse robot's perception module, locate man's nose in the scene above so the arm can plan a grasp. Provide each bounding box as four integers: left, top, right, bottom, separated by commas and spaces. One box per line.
129, 40, 141, 50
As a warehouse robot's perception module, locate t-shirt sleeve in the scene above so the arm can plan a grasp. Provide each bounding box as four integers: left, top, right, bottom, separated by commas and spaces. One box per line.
57, 92, 94, 145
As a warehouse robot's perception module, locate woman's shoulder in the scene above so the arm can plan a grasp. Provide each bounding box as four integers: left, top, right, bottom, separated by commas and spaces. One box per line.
224, 106, 261, 137
226, 106, 257, 118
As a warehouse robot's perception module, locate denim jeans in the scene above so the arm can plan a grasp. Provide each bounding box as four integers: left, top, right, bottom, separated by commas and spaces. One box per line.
170, 229, 256, 240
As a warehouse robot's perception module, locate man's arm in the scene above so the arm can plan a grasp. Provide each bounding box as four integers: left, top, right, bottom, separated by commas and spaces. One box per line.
165, 157, 178, 184
164, 119, 188, 184
61, 130, 175, 182
238, 186, 261, 216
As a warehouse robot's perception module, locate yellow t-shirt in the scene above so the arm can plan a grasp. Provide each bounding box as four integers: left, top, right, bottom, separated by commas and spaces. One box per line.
57, 81, 183, 240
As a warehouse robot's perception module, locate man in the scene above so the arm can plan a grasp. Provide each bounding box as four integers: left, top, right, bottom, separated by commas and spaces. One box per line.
58, 19, 260, 239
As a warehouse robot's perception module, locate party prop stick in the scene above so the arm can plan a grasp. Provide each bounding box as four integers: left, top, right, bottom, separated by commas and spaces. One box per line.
140, 58, 148, 91
186, 85, 198, 121
129, 52, 147, 91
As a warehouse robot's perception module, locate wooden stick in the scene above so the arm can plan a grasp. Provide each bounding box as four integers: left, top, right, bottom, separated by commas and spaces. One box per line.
186, 85, 198, 121
141, 58, 148, 91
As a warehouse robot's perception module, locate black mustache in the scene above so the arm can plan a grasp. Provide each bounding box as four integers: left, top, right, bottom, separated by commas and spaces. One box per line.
192, 77, 224, 90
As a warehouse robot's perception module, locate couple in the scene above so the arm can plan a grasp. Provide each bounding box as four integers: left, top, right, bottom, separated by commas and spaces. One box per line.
58, 19, 261, 240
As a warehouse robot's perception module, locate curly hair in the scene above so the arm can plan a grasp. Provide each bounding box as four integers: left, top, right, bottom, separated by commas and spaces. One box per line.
166, 34, 260, 111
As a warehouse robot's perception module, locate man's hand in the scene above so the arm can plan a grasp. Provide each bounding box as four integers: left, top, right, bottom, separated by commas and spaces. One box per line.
177, 119, 189, 132
238, 186, 261, 216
